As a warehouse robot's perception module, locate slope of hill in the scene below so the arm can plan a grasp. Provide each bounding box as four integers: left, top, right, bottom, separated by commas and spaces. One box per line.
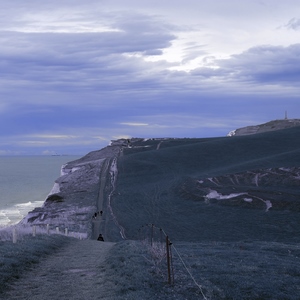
112, 126, 300, 243
227, 118, 300, 136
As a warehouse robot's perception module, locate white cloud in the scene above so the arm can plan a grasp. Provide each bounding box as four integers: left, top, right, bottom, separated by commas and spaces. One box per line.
28, 134, 79, 140
0, 150, 23, 156
112, 135, 132, 140
41, 150, 58, 155
120, 122, 149, 126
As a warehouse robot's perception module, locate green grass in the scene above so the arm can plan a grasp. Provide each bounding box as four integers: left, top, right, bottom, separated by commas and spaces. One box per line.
96, 238, 300, 299
103, 127, 300, 298
0, 234, 69, 294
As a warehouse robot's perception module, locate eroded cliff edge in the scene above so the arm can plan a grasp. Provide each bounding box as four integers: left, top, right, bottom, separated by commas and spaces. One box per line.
20, 140, 126, 239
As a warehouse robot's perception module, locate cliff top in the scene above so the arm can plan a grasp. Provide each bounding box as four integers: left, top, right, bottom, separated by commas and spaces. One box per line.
228, 118, 300, 136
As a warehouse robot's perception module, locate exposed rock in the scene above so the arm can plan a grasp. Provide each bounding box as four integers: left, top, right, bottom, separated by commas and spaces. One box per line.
179, 167, 300, 212
19, 141, 124, 237
45, 194, 64, 203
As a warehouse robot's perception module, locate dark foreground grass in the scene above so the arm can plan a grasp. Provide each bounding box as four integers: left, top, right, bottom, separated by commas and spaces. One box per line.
98, 239, 300, 299
99, 240, 164, 299
99, 239, 205, 299
1, 236, 299, 299
170, 241, 300, 300
0, 234, 69, 295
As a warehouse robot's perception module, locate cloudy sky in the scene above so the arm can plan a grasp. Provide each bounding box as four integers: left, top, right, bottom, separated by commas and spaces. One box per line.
1, 0, 299, 155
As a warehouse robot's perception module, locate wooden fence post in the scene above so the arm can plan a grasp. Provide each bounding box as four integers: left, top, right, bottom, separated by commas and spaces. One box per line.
151, 224, 154, 246
32, 225, 36, 237
166, 235, 172, 284
13, 228, 17, 244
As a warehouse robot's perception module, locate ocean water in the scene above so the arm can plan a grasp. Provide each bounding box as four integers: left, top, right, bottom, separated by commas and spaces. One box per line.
0, 156, 80, 227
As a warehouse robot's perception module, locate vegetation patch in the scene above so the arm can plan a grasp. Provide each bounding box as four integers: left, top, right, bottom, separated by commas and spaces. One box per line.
0, 235, 70, 295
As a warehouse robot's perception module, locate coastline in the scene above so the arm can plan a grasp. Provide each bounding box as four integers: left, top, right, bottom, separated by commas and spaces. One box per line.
0, 155, 81, 227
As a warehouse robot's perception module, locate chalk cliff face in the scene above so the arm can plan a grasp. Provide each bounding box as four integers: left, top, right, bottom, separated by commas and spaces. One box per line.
20, 142, 124, 238
227, 119, 300, 136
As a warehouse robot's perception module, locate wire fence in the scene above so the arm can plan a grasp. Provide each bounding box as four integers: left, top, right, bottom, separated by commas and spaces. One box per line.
139, 223, 208, 300
0, 223, 87, 243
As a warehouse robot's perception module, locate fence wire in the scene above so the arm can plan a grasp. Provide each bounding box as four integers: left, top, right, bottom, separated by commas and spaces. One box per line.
139, 223, 208, 300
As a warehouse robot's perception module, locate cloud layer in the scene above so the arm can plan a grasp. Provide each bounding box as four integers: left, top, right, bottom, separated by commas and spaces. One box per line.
1, 1, 300, 154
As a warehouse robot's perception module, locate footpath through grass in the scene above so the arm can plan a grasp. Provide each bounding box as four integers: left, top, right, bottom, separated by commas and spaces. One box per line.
1, 234, 300, 299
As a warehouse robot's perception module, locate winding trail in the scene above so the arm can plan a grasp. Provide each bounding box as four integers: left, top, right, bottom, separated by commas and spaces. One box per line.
106, 157, 126, 240
4, 239, 115, 300
92, 159, 110, 240
92, 148, 126, 241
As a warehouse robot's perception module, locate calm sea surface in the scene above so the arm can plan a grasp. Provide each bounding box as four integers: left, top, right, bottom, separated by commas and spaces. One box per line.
0, 156, 81, 226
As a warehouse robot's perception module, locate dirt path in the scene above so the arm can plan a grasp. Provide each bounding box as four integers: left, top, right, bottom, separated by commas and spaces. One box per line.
92, 158, 110, 240
4, 239, 115, 300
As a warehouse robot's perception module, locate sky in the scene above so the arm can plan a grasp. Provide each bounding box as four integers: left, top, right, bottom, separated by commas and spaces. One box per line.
0, 0, 299, 155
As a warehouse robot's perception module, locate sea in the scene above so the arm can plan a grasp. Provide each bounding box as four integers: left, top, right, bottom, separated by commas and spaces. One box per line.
0, 155, 81, 227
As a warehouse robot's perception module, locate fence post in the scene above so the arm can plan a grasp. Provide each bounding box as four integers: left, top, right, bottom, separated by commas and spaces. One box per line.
56, 227, 59, 234
47, 224, 50, 235
151, 224, 154, 246
166, 235, 172, 284
13, 228, 17, 244
65, 228, 68, 236
32, 225, 36, 237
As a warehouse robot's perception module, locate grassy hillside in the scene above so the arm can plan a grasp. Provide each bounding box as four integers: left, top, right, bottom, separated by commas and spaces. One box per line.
110, 127, 300, 243
102, 127, 300, 298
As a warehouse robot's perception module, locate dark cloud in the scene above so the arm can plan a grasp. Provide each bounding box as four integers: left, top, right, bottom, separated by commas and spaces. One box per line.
0, 29, 174, 67
190, 44, 300, 87
285, 18, 300, 30
223, 44, 300, 85
0, 14, 176, 106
